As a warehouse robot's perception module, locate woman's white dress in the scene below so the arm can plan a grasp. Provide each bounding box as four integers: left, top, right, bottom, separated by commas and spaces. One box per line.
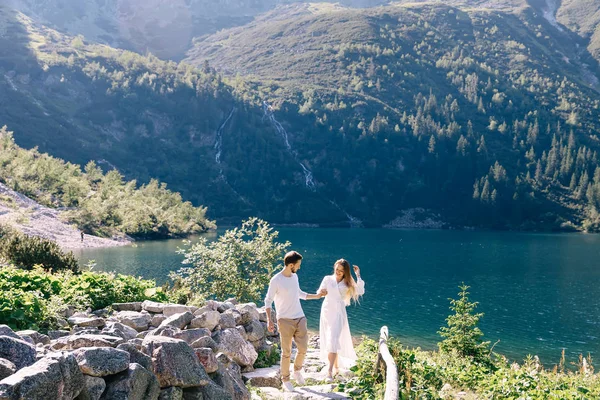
318, 275, 365, 369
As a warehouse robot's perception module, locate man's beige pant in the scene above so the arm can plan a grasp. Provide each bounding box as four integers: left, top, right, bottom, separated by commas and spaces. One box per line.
277, 317, 308, 382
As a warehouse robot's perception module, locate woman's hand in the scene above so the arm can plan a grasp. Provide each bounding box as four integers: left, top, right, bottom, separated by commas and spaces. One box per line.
353, 265, 360, 277
318, 288, 328, 298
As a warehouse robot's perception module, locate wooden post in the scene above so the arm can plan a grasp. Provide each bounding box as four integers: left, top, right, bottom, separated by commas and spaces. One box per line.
379, 326, 399, 400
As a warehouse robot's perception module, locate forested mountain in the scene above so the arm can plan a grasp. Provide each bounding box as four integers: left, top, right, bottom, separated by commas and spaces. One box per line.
3, 2, 600, 230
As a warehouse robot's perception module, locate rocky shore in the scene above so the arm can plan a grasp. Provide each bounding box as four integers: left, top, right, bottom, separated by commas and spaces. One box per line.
0, 299, 279, 399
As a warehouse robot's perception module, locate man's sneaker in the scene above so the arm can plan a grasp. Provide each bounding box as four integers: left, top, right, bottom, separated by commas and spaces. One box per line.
282, 381, 294, 392
293, 369, 306, 385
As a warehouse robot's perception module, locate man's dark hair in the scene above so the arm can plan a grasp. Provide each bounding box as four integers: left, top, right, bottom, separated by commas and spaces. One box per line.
284, 251, 303, 266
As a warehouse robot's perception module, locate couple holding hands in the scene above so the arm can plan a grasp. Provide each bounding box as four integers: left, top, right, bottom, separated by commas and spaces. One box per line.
264, 251, 365, 392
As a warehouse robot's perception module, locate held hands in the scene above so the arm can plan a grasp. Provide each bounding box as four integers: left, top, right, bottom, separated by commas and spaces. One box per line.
317, 288, 328, 298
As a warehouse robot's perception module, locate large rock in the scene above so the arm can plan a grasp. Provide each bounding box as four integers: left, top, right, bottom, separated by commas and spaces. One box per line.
224, 309, 242, 326
242, 366, 281, 388
159, 386, 183, 400
151, 315, 167, 327
148, 325, 181, 338
189, 311, 220, 331
142, 301, 167, 313
76, 375, 106, 400
211, 359, 250, 400
116, 343, 153, 371
159, 312, 194, 330
142, 336, 210, 388
112, 302, 143, 312
191, 336, 218, 352
101, 363, 160, 400
257, 307, 276, 323
116, 311, 152, 332
74, 347, 130, 377
0, 359, 16, 381
0, 336, 36, 369
47, 330, 70, 340
194, 348, 218, 373
0, 352, 84, 400
0, 327, 19, 340
67, 317, 106, 328
16, 330, 50, 346
174, 328, 210, 345
213, 329, 258, 367
218, 313, 236, 329
235, 304, 260, 326
66, 334, 124, 349
183, 383, 232, 400
103, 322, 138, 341
163, 305, 197, 317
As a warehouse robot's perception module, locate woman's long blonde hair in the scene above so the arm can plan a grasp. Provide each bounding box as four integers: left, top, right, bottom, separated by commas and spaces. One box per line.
335, 259, 361, 305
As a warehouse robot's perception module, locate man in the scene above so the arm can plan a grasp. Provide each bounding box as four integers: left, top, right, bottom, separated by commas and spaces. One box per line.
265, 251, 326, 392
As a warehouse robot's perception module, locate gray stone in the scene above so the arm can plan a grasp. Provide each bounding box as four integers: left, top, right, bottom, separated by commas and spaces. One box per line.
257, 307, 276, 323
163, 305, 197, 317
174, 328, 210, 345
116, 311, 152, 332
211, 360, 250, 400
192, 306, 211, 316
159, 386, 183, 400
159, 312, 194, 330
224, 309, 242, 325
101, 363, 160, 400
16, 330, 50, 346
235, 304, 260, 326
73, 327, 102, 336
0, 352, 84, 400
112, 302, 143, 312
218, 313, 236, 329
212, 329, 258, 367
235, 326, 248, 341
183, 382, 232, 400
189, 311, 220, 331
151, 315, 168, 327
0, 358, 16, 380
103, 322, 138, 341
249, 338, 265, 351
142, 301, 167, 313
194, 348, 218, 373
74, 347, 130, 377
148, 325, 181, 338
116, 343, 153, 371
0, 336, 36, 369
204, 300, 219, 312
243, 320, 265, 342
216, 302, 234, 313
0, 326, 19, 340
68, 317, 106, 328
75, 375, 106, 400
129, 338, 144, 347
190, 336, 218, 352
242, 366, 281, 388
142, 336, 210, 388
91, 309, 110, 318
47, 330, 70, 340
67, 334, 124, 349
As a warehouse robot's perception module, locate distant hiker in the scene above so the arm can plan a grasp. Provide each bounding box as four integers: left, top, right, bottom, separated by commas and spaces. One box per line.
80, 231, 84, 242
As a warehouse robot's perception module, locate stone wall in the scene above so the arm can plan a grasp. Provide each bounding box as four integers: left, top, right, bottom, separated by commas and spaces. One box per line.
0, 299, 279, 400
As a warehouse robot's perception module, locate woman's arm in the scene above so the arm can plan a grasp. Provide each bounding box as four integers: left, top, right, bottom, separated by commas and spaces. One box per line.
354, 265, 365, 296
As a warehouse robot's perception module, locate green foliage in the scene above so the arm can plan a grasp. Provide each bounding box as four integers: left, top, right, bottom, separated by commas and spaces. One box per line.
171, 218, 289, 303
0, 127, 215, 238
253, 344, 280, 368
438, 284, 491, 364
0, 265, 165, 331
0, 225, 79, 272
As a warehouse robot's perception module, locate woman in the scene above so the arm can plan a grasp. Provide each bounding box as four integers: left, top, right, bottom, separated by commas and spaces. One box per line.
318, 259, 365, 381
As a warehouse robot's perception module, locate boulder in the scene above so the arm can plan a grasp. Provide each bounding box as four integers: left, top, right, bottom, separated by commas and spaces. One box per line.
73, 347, 130, 377
190, 336, 218, 352
242, 366, 281, 388
115, 311, 152, 332
194, 348, 218, 373
142, 301, 167, 313
235, 326, 248, 341
163, 305, 197, 317
174, 328, 210, 345
112, 302, 143, 312
116, 343, 153, 371
67, 317, 106, 328
0, 326, 19, 340
244, 320, 265, 343
224, 309, 242, 325
141, 336, 210, 388
47, 330, 70, 340
159, 386, 183, 400
0, 358, 16, 381
212, 329, 258, 367
0, 336, 36, 369
257, 307, 276, 323
159, 312, 194, 330
0, 352, 84, 400
151, 315, 167, 327
66, 334, 124, 350
102, 322, 138, 341
189, 311, 220, 331
101, 363, 160, 400
235, 304, 260, 326
148, 326, 181, 338
211, 359, 250, 400
75, 375, 106, 400
15, 330, 50, 346
218, 313, 236, 329
183, 382, 232, 400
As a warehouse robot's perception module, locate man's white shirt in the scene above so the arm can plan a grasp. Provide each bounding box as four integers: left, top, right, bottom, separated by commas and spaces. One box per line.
264, 271, 308, 319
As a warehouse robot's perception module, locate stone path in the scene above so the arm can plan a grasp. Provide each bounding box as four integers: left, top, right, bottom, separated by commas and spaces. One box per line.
244, 337, 353, 400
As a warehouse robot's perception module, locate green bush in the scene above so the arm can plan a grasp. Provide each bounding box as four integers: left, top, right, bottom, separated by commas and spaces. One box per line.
0, 226, 79, 273
171, 217, 289, 303
253, 344, 280, 368
0, 266, 166, 332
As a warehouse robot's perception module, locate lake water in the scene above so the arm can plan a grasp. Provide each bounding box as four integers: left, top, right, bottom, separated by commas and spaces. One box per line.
73, 228, 600, 366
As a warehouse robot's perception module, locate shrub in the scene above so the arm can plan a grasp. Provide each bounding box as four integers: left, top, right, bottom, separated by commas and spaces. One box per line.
171, 217, 289, 303
0, 225, 79, 273
253, 344, 280, 368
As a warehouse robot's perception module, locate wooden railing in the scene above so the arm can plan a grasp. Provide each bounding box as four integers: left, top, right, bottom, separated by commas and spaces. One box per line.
375, 326, 399, 400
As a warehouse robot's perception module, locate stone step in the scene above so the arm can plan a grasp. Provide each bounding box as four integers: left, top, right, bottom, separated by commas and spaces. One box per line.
252, 385, 351, 399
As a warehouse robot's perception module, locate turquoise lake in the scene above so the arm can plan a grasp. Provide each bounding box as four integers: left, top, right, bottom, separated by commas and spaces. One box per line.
73, 228, 600, 366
